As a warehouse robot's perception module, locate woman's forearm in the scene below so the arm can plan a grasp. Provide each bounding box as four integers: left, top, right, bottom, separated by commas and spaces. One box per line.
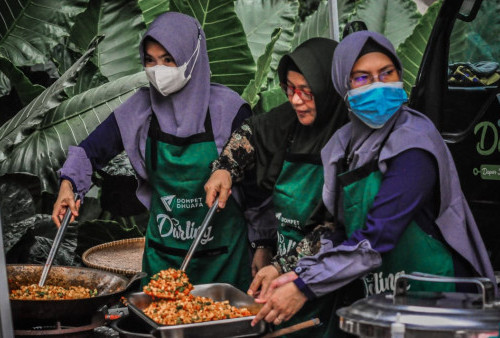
210, 122, 256, 182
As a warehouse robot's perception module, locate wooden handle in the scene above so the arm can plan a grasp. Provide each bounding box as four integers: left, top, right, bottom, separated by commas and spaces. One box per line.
262, 318, 321, 338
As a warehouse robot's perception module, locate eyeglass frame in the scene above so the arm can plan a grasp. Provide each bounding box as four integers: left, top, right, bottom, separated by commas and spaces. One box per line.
280, 83, 314, 101
349, 66, 400, 88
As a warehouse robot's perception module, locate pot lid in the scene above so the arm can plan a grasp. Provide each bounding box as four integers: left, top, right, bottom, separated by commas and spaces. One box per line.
337, 273, 500, 333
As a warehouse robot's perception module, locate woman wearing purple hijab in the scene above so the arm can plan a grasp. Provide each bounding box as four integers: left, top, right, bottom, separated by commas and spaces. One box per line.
251, 30, 496, 333
51, 12, 268, 290
205, 38, 349, 337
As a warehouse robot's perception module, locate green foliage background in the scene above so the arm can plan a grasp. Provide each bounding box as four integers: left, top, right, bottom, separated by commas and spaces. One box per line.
0, 0, 450, 250
0, 0, 446, 199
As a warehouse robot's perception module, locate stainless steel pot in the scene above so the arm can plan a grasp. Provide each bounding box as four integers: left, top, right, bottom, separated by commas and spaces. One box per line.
337, 273, 500, 338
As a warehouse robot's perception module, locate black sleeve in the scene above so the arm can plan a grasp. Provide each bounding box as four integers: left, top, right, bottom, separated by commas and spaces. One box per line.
231, 103, 252, 131
233, 104, 277, 247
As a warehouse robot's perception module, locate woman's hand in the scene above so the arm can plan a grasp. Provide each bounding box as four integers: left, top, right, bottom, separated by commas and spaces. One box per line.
251, 281, 307, 327
247, 265, 279, 299
251, 248, 273, 277
254, 271, 299, 302
51, 180, 80, 227
204, 169, 232, 209
267, 271, 299, 291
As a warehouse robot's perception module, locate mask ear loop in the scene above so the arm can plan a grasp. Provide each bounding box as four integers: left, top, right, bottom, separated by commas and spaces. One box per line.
184, 28, 202, 79
344, 92, 354, 113
343, 75, 354, 113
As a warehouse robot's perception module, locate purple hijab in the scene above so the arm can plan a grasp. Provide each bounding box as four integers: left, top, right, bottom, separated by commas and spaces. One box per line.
322, 31, 495, 283
113, 12, 245, 207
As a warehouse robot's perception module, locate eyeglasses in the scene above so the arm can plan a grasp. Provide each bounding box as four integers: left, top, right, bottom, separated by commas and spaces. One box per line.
280, 84, 314, 101
350, 67, 399, 88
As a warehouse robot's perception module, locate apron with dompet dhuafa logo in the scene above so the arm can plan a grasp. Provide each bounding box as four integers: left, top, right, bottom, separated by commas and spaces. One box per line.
273, 153, 324, 257
272, 153, 339, 338
337, 141, 456, 296
142, 112, 251, 291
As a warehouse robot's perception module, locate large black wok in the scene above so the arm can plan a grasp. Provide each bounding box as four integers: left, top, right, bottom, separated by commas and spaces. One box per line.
7, 264, 144, 324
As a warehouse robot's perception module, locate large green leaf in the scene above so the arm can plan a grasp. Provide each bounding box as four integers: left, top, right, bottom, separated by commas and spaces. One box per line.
0, 0, 89, 67
69, 0, 146, 82
350, 0, 421, 49
292, 0, 330, 49
397, 0, 442, 94
171, 0, 255, 94
292, 0, 357, 48
256, 86, 288, 114
0, 57, 45, 106
0, 72, 148, 193
337, 0, 357, 34
51, 41, 109, 97
0, 73, 10, 96
67, 62, 109, 97
235, 0, 298, 77
449, 0, 500, 63
0, 36, 103, 163
242, 28, 282, 108
138, 0, 170, 27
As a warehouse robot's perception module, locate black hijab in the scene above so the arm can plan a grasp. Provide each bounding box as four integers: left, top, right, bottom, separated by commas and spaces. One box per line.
248, 37, 348, 191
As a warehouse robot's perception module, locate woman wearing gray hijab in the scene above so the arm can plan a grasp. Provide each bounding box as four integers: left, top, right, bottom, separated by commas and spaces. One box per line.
251, 30, 495, 331
51, 12, 266, 290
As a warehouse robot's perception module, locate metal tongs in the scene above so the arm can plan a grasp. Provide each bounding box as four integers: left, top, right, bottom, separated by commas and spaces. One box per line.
180, 197, 220, 271
38, 193, 79, 286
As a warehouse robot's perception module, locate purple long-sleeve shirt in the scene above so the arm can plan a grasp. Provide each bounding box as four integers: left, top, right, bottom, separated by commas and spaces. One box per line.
294, 148, 474, 299
61, 105, 277, 244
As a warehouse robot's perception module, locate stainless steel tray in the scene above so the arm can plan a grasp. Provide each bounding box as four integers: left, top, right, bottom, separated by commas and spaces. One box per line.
127, 283, 267, 338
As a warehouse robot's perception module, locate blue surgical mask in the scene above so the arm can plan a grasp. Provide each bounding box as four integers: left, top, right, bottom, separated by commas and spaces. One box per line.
347, 82, 408, 129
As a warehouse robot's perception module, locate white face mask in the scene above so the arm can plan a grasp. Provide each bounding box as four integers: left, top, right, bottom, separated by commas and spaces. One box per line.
145, 36, 201, 96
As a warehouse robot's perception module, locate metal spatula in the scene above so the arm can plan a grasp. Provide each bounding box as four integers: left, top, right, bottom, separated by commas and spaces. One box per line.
38, 194, 78, 287
180, 197, 219, 271
143, 198, 220, 299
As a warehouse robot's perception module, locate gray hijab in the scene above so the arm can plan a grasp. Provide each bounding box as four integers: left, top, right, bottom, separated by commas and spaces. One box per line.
113, 12, 245, 207
138, 11, 210, 137
322, 31, 495, 282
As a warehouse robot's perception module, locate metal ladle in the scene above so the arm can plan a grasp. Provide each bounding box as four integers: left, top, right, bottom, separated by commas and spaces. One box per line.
180, 197, 219, 271
38, 194, 79, 287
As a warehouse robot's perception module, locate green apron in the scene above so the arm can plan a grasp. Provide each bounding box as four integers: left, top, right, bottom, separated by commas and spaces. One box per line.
272, 153, 338, 338
338, 157, 456, 295
142, 113, 251, 291
274, 154, 324, 256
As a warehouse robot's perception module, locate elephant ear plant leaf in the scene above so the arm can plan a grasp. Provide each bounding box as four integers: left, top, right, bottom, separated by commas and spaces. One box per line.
0, 0, 89, 67
0, 36, 104, 163
0, 0, 89, 96
292, 0, 331, 49
69, 0, 146, 82
0, 57, 45, 106
449, 0, 500, 63
397, 0, 442, 94
138, 0, 170, 27
349, 0, 421, 49
235, 0, 299, 79
242, 28, 283, 108
0, 70, 148, 194
170, 0, 255, 94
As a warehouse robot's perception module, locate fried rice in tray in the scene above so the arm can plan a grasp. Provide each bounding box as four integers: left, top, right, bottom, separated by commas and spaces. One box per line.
142, 268, 252, 325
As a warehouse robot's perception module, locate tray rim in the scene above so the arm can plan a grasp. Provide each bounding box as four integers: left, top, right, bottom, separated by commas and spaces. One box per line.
126, 283, 267, 335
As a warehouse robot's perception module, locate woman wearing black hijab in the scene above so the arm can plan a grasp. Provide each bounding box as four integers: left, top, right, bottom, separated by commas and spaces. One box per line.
205, 37, 348, 337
